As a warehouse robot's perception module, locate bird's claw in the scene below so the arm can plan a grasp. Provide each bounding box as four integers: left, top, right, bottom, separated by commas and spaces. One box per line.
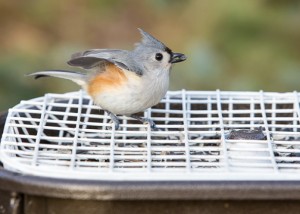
109, 120, 120, 130
142, 118, 157, 129
106, 111, 121, 130
130, 115, 157, 130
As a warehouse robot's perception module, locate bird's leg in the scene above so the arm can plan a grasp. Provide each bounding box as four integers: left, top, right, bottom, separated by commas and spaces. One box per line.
105, 110, 120, 130
130, 114, 157, 129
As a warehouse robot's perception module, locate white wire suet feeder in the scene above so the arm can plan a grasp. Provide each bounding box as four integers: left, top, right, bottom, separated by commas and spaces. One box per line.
1, 90, 300, 180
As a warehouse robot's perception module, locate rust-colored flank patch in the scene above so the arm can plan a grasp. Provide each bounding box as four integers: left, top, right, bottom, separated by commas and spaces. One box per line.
88, 63, 127, 96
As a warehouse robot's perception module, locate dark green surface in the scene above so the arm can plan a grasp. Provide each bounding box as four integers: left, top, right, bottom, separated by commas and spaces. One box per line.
22, 197, 300, 214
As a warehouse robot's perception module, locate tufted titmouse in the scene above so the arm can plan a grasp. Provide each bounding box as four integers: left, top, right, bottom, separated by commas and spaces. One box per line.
29, 28, 187, 129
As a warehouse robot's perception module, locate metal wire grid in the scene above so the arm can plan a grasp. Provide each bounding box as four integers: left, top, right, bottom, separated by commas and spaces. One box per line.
0, 90, 300, 180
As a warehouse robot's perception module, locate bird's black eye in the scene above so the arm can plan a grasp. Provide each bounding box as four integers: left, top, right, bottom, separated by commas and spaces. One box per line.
155, 53, 163, 61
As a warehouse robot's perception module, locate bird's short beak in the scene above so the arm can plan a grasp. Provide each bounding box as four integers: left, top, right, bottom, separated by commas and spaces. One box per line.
170, 53, 187, 64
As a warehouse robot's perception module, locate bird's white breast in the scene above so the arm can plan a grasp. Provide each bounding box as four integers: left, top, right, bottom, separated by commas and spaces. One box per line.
89, 67, 170, 115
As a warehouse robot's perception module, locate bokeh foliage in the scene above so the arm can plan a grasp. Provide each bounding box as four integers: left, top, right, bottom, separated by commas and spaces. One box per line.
0, 0, 300, 111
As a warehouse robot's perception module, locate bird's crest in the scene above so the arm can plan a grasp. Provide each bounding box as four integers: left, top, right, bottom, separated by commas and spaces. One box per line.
136, 28, 168, 51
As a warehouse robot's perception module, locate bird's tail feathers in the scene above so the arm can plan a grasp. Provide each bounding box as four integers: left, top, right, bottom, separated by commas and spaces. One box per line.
27, 70, 87, 87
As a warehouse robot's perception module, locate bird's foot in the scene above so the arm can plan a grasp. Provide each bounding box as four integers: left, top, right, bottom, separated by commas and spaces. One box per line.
130, 115, 157, 129
106, 111, 120, 130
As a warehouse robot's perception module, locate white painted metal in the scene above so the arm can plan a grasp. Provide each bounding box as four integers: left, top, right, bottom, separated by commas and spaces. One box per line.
0, 90, 300, 180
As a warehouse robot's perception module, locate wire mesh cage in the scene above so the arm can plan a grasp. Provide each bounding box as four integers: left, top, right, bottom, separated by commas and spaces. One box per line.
1, 90, 300, 180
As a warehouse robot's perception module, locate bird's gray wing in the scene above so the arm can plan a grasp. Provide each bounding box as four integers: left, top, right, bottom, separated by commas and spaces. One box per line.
67, 49, 143, 76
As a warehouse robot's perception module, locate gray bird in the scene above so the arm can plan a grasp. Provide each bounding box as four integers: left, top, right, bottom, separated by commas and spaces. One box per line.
29, 28, 187, 129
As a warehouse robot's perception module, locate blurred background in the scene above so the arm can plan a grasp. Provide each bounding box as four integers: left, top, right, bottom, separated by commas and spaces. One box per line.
0, 0, 300, 111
